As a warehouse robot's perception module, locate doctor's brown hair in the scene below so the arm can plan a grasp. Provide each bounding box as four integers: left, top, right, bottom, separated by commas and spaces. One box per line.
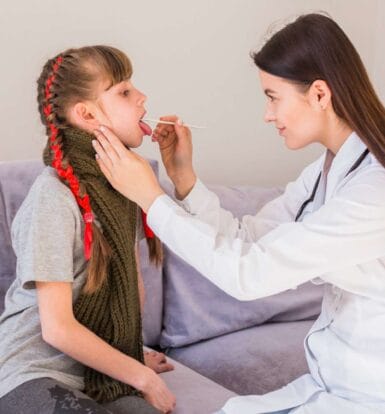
253, 13, 385, 167
37, 45, 162, 294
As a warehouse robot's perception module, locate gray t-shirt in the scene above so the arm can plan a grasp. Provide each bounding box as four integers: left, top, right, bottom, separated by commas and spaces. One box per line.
0, 167, 144, 398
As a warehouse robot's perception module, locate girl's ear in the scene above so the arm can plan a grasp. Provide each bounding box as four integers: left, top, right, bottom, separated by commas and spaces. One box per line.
309, 79, 332, 111
68, 102, 100, 131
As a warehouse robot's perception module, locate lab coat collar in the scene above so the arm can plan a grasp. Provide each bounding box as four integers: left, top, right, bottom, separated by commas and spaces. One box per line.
324, 132, 367, 200
327, 131, 367, 179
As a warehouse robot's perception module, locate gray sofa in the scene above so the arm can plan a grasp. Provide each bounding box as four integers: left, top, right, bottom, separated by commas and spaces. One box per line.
0, 159, 323, 413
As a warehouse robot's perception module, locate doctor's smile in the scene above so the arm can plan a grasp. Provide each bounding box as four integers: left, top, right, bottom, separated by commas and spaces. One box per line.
277, 127, 286, 136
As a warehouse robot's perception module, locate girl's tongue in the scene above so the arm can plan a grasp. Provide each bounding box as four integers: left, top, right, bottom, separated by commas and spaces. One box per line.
139, 120, 152, 136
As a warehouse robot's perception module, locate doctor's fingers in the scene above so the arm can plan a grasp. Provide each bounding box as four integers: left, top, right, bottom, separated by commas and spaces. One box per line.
92, 138, 115, 173
93, 130, 121, 166
153, 115, 179, 137
159, 114, 179, 123
153, 125, 175, 139
94, 126, 130, 159
95, 156, 113, 183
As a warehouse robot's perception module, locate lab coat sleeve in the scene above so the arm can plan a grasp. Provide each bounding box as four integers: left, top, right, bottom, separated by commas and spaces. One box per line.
175, 157, 323, 241
147, 171, 385, 301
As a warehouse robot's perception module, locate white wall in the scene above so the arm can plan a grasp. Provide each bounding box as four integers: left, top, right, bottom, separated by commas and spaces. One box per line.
0, 0, 383, 186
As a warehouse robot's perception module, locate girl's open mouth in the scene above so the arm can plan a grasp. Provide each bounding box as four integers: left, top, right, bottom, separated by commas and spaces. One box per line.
139, 119, 152, 136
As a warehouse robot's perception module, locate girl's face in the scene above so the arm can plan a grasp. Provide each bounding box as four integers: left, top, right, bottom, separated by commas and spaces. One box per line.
92, 78, 151, 148
259, 70, 326, 150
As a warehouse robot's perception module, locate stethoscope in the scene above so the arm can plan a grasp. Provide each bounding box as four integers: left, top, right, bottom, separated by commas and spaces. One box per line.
294, 149, 370, 222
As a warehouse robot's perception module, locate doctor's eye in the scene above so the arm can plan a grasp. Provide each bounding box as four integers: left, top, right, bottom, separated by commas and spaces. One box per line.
267, 95, 276, 102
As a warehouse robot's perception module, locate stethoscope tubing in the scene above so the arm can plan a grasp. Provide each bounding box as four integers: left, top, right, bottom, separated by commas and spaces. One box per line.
294, 149, 370, 222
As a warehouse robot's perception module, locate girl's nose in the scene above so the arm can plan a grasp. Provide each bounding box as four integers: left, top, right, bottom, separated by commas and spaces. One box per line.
138, 91, 147, 106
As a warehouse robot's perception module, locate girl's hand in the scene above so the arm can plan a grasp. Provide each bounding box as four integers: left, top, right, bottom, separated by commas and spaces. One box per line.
93, 126, 164, 212
152, 115, 197, 199
141, 367, 176, 413
37, 281, 175, 412
144, 350, 174, 373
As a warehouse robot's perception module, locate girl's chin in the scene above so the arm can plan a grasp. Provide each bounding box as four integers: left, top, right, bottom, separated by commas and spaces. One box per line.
116, 128, 144, 148
127, 133, 144, 148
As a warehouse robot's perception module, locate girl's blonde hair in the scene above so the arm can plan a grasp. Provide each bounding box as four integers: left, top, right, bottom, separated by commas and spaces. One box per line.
37, 45, 162, 293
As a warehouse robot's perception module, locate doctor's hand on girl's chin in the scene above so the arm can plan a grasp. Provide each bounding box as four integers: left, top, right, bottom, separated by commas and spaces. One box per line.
92, 126, 165, 213
152, 115, 197, 200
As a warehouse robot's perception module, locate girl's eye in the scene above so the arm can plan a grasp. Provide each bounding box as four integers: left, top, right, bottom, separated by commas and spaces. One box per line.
122, 90, 130, 97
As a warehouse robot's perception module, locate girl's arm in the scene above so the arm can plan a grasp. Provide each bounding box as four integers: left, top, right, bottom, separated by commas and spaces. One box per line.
36, 281, 175, 413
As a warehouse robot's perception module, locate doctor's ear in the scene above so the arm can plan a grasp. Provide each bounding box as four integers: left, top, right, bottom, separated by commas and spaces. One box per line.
308, 80, 332, 111
67, 102, 101, 131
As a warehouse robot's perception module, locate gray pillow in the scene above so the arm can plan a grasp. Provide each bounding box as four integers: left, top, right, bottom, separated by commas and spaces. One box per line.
159, 183, 323, 348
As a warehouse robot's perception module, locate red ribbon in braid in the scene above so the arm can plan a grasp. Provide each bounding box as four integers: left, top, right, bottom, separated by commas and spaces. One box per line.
141, 210, 154, 238
43, 55, 94, 260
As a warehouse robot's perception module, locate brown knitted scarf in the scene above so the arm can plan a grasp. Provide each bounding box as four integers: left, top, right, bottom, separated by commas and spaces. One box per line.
43, 127, 144, 403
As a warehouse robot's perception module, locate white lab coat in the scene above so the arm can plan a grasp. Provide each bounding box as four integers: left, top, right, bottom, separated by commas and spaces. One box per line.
147, 132, 385, 413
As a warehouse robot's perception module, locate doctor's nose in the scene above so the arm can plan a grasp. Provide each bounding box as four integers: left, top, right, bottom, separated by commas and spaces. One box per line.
264, 107, 276, 123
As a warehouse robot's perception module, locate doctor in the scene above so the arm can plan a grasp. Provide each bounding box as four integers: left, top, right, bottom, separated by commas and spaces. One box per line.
92, 13, 385, 414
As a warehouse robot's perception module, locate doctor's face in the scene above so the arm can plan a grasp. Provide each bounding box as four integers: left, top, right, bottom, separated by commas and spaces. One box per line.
259, 70, 325, 150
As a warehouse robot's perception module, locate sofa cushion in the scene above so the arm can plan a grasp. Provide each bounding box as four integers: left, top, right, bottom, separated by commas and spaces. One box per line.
0, 160, 162, 346
155, 347, 236, 414
139, 238, 164, 346
160, 182, 323, 348
167, 320, 312, 396
0, 160, 44, 282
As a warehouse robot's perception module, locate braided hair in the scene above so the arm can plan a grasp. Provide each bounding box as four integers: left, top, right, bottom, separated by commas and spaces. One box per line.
41, 55, 94, 258
37, 46, 162, 293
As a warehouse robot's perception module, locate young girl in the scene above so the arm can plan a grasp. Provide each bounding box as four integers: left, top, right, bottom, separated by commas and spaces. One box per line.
0, 45, 175, 414
92, 14, 385, 414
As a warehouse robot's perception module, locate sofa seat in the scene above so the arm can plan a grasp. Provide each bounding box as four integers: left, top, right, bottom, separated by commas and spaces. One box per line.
157, 352, 236, 414
167, 320, 312, 396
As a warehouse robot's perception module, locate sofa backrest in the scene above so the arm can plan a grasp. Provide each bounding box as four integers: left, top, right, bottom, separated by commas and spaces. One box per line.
159, 181, 324, 348
1, 160, 324, 350
0, 160, 44, 304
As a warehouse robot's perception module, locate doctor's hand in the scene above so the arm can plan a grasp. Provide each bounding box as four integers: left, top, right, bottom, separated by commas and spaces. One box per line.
152, 115, 197, 199
92, 126, 165, 213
